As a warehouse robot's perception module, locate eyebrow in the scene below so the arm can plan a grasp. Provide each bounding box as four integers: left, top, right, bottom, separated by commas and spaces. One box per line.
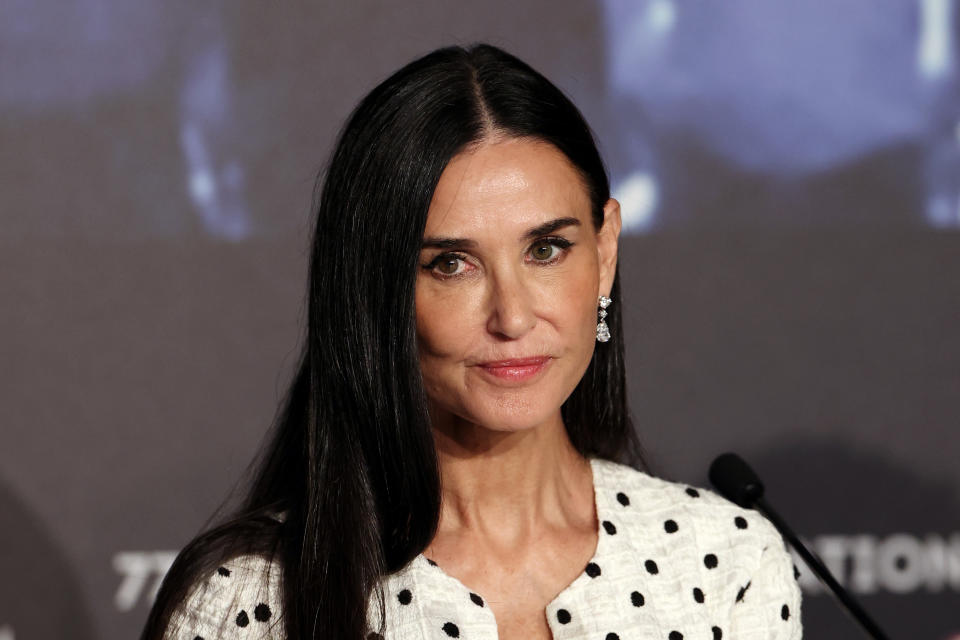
421, 216, 582, 250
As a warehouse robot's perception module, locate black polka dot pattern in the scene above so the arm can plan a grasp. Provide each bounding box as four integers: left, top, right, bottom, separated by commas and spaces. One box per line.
181, 463, 803, 640
235, 610, 249, 627
254, 603, 271, 622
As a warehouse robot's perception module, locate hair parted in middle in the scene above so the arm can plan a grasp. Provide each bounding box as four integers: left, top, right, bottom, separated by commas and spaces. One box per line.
141, 43, 643, 640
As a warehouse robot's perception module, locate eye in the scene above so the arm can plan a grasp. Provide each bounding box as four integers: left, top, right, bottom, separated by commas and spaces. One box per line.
422, 252, 471, 278
527, 237, 572, 263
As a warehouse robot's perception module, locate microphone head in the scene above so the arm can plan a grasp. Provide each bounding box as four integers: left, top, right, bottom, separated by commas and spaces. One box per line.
709, 452, 765, 508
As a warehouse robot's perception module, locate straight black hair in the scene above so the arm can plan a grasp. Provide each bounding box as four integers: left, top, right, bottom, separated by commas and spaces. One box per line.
142, 42, 643, 640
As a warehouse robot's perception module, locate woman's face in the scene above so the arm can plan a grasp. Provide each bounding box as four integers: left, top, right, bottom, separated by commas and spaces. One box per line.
415, 137, 621, 435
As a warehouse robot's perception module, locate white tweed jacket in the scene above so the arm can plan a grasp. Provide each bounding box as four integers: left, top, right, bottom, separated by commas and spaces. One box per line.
164, 457, 802, 639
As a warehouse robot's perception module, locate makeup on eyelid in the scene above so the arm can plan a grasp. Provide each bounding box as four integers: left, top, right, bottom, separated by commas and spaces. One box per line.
420, 237, 575, 278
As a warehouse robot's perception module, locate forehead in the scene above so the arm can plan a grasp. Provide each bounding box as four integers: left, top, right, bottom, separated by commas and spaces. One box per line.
424, 137, 591, 236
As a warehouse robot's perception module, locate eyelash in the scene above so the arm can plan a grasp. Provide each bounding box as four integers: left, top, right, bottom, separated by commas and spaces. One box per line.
421, 236, 574, 280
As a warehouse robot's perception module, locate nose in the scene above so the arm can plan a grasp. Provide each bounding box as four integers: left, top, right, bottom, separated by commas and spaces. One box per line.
485, 267, 537, 339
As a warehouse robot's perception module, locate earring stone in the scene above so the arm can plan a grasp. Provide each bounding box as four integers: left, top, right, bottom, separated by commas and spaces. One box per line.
597, 295, 612, 342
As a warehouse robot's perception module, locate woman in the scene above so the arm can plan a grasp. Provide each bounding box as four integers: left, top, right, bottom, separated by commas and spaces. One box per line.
143, 43, 802, 640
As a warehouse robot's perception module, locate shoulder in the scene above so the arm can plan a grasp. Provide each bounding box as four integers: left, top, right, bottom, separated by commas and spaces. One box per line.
163, 554, 285, 640
592, 458, 802, 635
594, 457, 782, 528
591, 457, 791, 566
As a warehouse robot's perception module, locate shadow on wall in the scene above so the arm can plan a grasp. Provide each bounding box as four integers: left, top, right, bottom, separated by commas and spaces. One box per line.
0, 479, 96, 639
749, 439, 960, 640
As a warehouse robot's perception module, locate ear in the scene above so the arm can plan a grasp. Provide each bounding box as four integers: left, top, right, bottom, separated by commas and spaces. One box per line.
596, 198, 622, 297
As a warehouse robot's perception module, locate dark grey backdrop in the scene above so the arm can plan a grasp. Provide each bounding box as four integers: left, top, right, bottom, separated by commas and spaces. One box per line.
2, 1, 958, 638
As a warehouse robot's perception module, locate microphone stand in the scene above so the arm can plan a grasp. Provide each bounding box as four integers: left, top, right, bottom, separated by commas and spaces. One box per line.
755, 496, 891, 640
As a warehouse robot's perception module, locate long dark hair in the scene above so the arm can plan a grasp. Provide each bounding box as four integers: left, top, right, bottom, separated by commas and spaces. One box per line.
142, 43, 643, 640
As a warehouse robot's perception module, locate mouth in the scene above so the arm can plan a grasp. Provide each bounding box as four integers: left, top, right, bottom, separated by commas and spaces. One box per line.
475, 356, 552, 384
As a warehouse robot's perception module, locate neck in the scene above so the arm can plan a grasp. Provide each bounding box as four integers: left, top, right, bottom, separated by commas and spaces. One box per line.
428, 411, 595, 552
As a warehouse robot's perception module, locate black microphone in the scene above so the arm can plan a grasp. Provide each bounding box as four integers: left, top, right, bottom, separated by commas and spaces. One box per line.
709, 452, 892, 640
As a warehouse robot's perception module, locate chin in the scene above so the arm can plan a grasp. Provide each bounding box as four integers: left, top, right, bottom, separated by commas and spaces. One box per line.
426, 369, 578, 434
461, 396, 563, 433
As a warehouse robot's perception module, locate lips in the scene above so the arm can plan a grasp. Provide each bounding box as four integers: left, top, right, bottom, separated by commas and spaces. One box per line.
476, 356, 551, 384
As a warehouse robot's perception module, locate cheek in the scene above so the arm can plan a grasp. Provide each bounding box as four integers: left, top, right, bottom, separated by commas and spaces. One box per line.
415, 283, 485, 412
414, 281, 476, 362
540, 264, 600, 344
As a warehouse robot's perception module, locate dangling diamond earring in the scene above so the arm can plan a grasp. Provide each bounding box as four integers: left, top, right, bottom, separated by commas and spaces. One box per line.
596, 295, 612, 342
